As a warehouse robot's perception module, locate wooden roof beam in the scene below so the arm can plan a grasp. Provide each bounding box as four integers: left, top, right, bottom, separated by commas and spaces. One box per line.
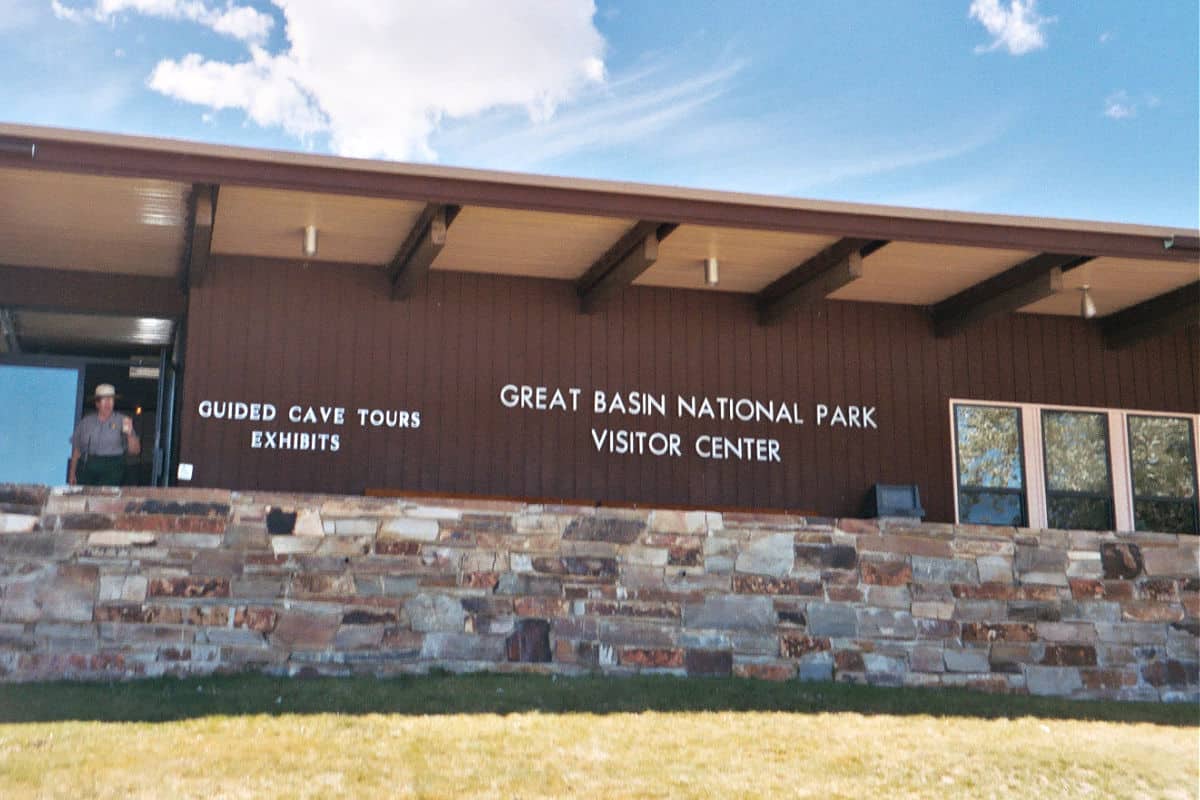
0, 308, 19, 353
389, 203, 461, 300
756, 238, 887, 325
577, 221, 677, 313
181, 183, 218, 291
930, 253, 1092, 338
1101, 281, 1200, 350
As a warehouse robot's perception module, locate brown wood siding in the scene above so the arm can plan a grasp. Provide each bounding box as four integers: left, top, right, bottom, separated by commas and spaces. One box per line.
178, 256, 1200, 521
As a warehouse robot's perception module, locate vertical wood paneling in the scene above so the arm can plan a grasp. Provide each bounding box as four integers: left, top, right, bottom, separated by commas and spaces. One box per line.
980, 318, 1000, 401
1041, 318, 1060, 403
739, 299, 759, 508
1162, 334, 1181, 412
656, 289, 678, 501
365, 269, 383, 488
394, 270, 414, 491
179, 257, 1199, 520
916, 315, 942, 522
616, 289, 636, 501
1055, 317, 1076, 406
1080, 321, 1099, 407
1013, 316, 1032, 403
793, 301, 816, 509
810, 304, 831, 511
1146, 336, 1167, 412
890, 308, 914, 489
850, 303, 872, 503
1083, 323, 1105, 408
1101, 322, 1121, 409
416, 270, 437, 491
216, 262, 241, 488
826, 303, 846, 510
767, 308, 786, 505
995, 316, 1015, 403
1182, 333, 1199, 412
1027, 317, 1047, 403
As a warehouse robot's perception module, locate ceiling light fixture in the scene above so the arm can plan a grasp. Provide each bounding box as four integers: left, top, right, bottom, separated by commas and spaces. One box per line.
303, 225, 318, 258
1080, 285, 1097, 319
0, 137, 35, 159
704, 257, 719, 286
1164, 235, 1200, 253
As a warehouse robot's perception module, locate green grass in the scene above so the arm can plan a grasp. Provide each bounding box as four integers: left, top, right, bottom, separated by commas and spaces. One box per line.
0, 674, 1196, 799
1, 672, 1195, 724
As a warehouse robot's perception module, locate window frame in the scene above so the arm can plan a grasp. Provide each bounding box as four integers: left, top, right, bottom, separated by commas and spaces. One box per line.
1039, 408, 1115, 531
1125, 413, 1200, 535
952, 403, 1028, 527
949, 398, 1200, 534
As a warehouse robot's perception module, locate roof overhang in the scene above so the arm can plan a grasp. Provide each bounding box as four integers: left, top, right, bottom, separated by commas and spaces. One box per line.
0, 122, 1196, 349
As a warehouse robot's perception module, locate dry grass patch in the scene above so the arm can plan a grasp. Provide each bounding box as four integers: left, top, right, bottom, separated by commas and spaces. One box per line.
0, 674, 1195, 799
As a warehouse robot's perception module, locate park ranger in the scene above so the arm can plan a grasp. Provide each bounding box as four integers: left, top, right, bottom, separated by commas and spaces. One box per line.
68, 383, 141, 486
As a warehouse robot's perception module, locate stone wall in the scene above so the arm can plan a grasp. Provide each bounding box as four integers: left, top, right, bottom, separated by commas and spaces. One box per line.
0, 484, 1196, 701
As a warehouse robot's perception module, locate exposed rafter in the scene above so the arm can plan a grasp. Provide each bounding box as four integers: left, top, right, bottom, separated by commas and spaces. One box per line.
389, 203, 461, 300
1100, 281, 1200, 350
0, 308, 19, 353
576, 221, 678, 313
181, 183, 218, 291
930, 253, 1092, 338
0, 263, 186, 318
1164, 235, 1200, 254
756, 238, 887, 325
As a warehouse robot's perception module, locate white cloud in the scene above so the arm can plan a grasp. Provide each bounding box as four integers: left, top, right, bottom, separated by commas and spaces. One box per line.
149, 47, 325, 138
1102, 90, 1161, 120
52, 0, 274, 44
49, 0, 85, 22
1098, 31, 1113, 45
1103, 90, 1135, 120
440, 57, 745, 170
205, 3, 272, 41
431, 50, 1009, 203
969, 0, 1051, 55
135, 1, 607, 160
1099, 91, 1156, 121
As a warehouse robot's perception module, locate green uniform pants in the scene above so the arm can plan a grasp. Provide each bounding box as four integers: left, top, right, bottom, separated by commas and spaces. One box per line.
79, 455, 125, 486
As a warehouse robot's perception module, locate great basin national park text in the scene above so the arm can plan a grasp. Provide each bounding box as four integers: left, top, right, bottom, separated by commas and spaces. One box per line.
499, 384, 878, 464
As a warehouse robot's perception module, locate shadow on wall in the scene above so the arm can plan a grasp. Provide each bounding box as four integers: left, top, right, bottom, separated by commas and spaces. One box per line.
0, 673, 1195, 727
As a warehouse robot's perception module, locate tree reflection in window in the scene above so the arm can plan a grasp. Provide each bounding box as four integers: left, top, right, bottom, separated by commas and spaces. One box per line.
1128, 415, 1198, 534
955, 404, 1026, 525
1042, 410, 1112, 530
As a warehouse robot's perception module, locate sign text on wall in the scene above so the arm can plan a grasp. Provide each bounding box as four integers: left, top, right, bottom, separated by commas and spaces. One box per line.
195, 400, 421, 452
499, 384, 877, 464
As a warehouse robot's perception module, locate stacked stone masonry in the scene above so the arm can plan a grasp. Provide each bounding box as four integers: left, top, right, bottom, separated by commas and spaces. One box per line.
0, 484, 1197, 701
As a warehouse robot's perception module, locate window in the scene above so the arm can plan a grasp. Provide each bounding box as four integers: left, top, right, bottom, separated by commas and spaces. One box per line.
1127, 415, 1199, 534
954, 404, 1026, 525
1041, 410, 1113, 530
951, 400, 1200, 534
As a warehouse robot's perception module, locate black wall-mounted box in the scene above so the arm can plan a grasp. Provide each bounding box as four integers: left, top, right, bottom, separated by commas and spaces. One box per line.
863, 484, 925, 519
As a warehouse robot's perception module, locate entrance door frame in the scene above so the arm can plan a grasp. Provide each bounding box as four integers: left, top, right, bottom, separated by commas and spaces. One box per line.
0, 352, 174, 487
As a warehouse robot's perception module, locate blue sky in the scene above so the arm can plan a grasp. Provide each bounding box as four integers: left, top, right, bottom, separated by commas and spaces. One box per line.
2, 1, 1197, 226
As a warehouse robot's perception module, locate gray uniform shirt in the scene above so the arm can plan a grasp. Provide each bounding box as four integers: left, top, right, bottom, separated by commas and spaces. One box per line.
72, 413, 131, 457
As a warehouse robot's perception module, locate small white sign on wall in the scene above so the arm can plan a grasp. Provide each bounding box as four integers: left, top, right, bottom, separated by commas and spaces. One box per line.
177, 463, 194, 481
